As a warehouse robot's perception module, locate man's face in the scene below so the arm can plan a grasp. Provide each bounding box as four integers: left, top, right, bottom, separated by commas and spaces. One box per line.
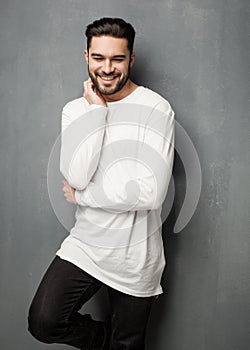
84, 35, 135, 96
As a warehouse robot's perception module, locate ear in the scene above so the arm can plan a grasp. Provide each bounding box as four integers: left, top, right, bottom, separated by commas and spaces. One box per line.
84, 50, 89, 64
129, 52, 136, 68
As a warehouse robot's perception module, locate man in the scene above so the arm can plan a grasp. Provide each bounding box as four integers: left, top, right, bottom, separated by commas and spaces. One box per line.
28, 17, 175, 350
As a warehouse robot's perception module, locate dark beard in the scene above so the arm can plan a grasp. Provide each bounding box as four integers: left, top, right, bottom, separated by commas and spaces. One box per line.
88, 65, 130, 96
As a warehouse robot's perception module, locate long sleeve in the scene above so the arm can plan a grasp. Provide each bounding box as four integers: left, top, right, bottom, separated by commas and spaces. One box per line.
74, 101, 175, 211
59, 103, 108, 191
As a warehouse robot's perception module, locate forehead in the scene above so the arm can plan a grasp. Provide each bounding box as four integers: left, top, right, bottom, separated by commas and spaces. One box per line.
89, 36, 129, 56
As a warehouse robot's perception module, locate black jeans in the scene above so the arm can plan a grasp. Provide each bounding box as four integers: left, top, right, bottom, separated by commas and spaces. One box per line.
27, 256, 154, 350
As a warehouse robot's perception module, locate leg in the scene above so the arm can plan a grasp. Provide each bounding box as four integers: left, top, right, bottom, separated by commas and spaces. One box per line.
107, 287, 154, 350
28, 255, 106, 349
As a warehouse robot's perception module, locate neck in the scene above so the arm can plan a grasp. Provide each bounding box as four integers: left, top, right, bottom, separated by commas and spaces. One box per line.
103, 80, 139, 102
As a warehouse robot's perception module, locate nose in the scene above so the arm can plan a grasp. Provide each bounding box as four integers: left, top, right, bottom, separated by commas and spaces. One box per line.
102, 59, 114, 75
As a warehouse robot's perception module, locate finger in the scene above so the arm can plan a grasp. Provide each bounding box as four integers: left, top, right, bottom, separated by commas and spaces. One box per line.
83, 81, 91, 97
83, 80, 88, 94
84, 78, 92, 85
85, 78, 94, 91
62, 179, 69, 186
84, 78, 92, 89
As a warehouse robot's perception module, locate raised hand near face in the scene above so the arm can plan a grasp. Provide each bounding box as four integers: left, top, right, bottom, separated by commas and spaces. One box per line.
83, 78, 107, 106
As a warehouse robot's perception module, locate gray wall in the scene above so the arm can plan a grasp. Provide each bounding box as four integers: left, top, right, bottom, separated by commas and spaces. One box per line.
0, 0, 249, 349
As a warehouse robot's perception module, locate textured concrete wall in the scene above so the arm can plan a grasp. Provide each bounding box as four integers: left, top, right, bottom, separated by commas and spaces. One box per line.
0, 0, 249, 349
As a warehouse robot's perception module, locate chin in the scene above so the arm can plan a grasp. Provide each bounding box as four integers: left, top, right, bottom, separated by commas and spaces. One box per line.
98, 85, 120, 96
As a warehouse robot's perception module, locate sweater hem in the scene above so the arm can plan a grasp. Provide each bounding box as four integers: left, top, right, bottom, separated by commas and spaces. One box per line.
56, 251, 163, 298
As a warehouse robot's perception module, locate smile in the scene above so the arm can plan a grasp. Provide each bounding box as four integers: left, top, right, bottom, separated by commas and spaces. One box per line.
99, 76, 118, 82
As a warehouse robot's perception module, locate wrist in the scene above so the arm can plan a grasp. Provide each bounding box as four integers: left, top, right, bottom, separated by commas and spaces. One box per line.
89, 103, 107, 110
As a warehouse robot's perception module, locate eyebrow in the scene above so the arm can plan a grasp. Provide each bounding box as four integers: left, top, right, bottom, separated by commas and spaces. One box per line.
90, 53, 127, 59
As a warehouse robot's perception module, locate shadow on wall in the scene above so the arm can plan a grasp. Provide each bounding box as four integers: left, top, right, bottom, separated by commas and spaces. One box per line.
146, 150, 185, 349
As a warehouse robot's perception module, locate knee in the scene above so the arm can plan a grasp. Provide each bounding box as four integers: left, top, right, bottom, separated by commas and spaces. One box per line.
27, 305, 60, 344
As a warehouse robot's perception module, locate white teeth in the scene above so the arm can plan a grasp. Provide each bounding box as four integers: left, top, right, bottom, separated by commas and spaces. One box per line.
101, 76, 117, 81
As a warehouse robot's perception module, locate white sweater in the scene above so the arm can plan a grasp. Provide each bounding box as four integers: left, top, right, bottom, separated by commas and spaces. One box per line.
56, 86, 175, 297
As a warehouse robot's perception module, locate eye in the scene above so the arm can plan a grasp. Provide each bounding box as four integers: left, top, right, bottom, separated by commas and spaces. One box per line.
94, 57, 103, 61
113, 58, 123, 62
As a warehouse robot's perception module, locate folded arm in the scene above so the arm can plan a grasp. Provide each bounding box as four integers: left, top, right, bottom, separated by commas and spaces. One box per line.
74, 102, 175, 211
59, 103, 108, 191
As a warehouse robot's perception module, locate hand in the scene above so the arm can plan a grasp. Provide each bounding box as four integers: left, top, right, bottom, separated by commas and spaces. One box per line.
61, 179, 77, 205
83, 78, 107, 106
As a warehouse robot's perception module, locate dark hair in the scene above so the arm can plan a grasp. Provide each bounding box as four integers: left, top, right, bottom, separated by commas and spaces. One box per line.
85, 17, 136, 54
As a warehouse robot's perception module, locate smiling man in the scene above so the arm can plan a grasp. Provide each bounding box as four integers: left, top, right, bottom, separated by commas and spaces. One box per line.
28, 17, 175, 350
87, 35, 135, 97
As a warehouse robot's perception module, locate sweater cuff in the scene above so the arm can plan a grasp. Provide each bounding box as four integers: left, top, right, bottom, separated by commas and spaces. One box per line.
89, 104, 107, 110
75, 190, 83, 206
75, 188, 90, 206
